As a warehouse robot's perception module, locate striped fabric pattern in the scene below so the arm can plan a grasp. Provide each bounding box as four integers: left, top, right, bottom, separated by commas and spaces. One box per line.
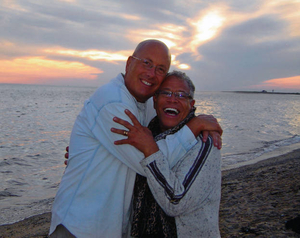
146, 136, 213, 204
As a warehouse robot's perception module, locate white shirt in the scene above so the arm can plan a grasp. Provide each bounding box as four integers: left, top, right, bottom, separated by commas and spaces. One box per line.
50, 73, 197, 238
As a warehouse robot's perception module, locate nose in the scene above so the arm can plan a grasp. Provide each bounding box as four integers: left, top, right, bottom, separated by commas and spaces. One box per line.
167, 93, 178, 102
146, 66, 156, 78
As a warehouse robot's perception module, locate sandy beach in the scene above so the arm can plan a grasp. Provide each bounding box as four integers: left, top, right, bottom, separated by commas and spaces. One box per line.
1, 149, 299, 238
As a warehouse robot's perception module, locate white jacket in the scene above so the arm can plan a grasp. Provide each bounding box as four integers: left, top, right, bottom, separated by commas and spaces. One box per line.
141, 136, 221, 238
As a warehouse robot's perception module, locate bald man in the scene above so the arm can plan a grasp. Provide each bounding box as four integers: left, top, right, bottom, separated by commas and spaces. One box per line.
50, 40, 222, 238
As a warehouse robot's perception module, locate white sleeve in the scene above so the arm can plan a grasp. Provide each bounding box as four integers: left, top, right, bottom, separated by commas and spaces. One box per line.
91, 102, 198, 176
140, 137, 221, 216
156, 125, 197, 168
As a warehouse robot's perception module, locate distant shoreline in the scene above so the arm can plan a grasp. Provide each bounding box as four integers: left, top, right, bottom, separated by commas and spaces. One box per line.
224, 90, 300, 95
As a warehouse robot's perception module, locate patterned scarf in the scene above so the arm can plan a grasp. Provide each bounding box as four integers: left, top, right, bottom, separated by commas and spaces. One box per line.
131, 108, 196, 238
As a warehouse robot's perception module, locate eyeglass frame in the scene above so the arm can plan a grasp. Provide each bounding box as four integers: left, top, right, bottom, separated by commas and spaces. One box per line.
131, 56, 168, 76
156, 90, 193, 100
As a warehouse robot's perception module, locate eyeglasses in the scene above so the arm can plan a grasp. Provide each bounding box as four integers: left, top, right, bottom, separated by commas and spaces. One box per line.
131, 56, 167, 76
156, 90, 192, 100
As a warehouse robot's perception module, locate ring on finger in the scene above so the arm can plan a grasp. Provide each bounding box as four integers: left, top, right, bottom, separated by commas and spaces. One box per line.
123, 131, 128, 136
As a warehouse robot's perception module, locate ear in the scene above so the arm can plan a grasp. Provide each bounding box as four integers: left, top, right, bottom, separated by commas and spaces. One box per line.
190, 99, 195, 108
125, 56, 132, 73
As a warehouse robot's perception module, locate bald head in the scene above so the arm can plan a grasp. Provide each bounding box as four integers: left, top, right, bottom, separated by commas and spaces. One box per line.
133, 39, 171, 64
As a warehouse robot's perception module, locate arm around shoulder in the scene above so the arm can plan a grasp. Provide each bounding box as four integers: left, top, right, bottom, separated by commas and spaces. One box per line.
186, 114, 223, 137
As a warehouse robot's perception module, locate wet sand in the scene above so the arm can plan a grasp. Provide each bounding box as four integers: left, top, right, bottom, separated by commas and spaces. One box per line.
219, 148, 300, 237
1, 149, 300, 238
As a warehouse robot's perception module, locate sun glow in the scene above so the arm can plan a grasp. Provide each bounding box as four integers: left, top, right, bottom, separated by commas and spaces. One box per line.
194, 13, 224, 41
189, 10, 225, 51
126, 24, 185, 50
44, 49, 130, 62
1, 1, 299, 87
177, 64, 190, 70
0, 57, 102, 84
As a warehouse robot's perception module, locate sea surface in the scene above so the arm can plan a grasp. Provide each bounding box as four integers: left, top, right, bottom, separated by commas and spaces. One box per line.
1, 84, 300, 225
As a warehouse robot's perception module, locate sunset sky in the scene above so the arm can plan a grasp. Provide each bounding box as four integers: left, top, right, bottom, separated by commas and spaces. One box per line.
1, 0, 300, 92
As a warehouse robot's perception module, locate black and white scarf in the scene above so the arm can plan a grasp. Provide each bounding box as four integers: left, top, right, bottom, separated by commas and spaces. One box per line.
131, 108, 196, 238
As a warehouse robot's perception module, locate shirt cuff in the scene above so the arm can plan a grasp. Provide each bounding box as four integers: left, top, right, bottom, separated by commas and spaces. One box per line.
140, 150, 164, 167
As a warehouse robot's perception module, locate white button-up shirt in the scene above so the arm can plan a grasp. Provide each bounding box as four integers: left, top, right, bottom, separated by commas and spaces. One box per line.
50, 73, 197, 238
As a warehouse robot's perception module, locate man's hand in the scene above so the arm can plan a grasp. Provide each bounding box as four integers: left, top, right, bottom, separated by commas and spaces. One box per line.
187, 114, 223, 149
111, 109, 159, 157
202, 131, 222, 149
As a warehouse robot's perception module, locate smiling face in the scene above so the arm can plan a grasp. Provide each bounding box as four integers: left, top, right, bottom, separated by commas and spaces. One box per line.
154, 75, 195, 132
124, 40, 171, 103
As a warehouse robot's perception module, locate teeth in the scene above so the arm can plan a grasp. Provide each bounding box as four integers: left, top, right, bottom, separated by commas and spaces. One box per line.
164, 108, 179, 114
142, 80, 151, 86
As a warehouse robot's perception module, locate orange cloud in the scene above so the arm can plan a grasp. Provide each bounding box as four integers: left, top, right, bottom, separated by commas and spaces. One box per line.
44, 48, 130, 62
264, 75, 300, 88
252, 75, 300, 91
0, 57, 103, 84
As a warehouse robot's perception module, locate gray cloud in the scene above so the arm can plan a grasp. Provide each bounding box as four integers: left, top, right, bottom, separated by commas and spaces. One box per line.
184, 15, 300, 91
1, 1, 137, 50
1, 0, 299, 91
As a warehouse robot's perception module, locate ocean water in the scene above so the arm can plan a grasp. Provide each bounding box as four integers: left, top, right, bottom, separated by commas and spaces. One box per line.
1, 84, 300, 225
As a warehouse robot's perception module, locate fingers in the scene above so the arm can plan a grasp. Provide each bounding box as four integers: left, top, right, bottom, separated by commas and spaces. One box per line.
211, 117, 223, 136
111, 127, 129, 136
202, 130, 222, 149
111, 126, 136, 145
215, 125, 223, 136
216, 124, 223, 136
64, 146, 69, 166
65, 146, 69, 159
208, 131, 222, 150
219, 129, 223, 136
113, 109, 142, 129
124, 109, 141, 126
217, 138, 222, 150
112, 110, 143, 137
202, 130, 223, 150
114, 138, 130, 145
212, 133, 222, 150
113, 116, 133, 130
202, 131, 209, 142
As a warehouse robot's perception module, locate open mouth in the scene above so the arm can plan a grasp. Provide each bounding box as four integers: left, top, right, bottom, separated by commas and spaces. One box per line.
164, 107, 179, 115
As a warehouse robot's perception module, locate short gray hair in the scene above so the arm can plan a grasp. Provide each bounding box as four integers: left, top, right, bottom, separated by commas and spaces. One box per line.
165, 70, 195, 98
